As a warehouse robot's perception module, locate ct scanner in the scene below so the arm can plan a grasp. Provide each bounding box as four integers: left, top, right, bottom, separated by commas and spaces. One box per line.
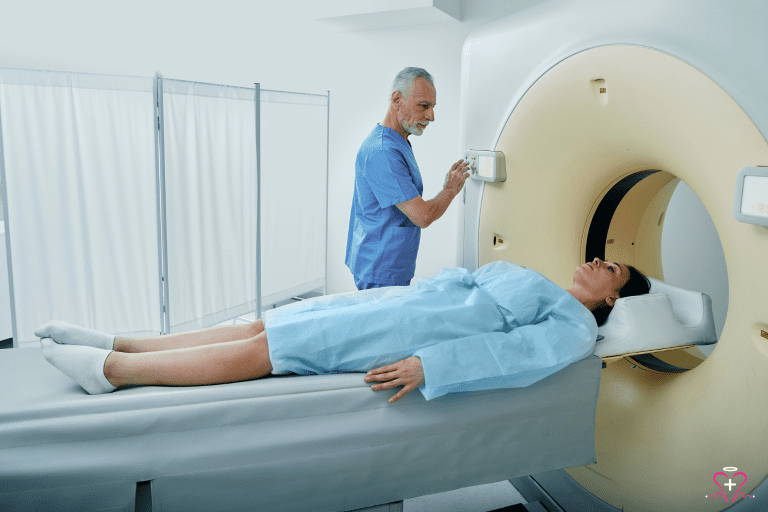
458, 1, 768, 510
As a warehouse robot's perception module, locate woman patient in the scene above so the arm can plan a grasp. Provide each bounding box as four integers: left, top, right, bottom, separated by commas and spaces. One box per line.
36, 259, 649, 402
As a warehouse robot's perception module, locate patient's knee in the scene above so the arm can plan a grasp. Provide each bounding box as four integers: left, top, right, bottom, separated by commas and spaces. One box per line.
245, 332, 272, 375
246, 319, 264, 338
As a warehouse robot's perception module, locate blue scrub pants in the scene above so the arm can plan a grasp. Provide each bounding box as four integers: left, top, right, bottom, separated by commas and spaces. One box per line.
353, 276, 411, 290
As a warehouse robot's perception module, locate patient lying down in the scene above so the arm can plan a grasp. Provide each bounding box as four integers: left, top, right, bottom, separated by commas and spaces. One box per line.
36, 259, 649, 402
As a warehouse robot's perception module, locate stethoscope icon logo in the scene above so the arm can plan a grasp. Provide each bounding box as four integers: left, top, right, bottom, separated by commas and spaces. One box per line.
706, 467, 756, 503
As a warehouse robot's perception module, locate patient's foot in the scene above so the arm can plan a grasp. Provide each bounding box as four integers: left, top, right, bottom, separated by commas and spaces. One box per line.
41, 338, 117, 394
34, 320, 115, 350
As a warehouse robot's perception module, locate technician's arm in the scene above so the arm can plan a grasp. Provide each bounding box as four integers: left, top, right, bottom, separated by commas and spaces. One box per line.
396, 159, 469, 228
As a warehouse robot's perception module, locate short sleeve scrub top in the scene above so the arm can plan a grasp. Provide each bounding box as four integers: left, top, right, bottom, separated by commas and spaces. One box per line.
345, 124, 424, 285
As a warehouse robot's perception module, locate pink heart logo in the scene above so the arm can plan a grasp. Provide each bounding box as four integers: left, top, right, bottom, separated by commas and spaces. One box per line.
708, 472, 753, 503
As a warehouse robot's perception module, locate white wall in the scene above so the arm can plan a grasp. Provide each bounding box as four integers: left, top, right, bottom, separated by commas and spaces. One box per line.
0, 0, 540, 300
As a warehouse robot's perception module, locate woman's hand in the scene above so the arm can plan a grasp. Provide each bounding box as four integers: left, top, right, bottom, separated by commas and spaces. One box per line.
364, 356, 425, 403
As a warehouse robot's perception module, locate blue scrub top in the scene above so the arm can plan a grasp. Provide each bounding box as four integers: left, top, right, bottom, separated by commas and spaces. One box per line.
345, 125, 423, 285
265, 261, 598, 401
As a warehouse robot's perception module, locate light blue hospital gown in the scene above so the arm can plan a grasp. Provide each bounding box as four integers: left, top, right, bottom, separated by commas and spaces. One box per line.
264, 261, 598, 400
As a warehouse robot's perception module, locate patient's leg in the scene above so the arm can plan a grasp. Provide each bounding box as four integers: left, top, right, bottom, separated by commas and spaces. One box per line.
42, 332, 273, 394
114, 320, 265, 353
105, 332, 273, 388
35, 319, 266, 353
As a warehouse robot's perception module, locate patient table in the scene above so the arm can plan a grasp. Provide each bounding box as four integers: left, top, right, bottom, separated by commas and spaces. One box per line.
0, 346, 601, 512
1, 277, 716, 511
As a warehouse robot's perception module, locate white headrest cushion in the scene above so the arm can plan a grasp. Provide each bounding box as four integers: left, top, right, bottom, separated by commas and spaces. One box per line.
594, 279, 717, 357
647, 277, 705, 327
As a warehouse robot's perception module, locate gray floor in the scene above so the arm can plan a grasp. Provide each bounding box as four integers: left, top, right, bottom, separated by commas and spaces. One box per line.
403, 481, 525, 512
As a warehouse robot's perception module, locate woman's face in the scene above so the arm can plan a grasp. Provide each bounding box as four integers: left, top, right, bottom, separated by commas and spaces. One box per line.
574, 257, 631, 303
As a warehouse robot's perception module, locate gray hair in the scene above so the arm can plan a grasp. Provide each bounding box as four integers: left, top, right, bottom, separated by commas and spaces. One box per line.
391, 67, 434, 100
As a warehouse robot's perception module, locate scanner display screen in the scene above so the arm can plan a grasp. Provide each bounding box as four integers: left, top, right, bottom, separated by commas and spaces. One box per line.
477, 156, 494, 178
741, 176, 768, 219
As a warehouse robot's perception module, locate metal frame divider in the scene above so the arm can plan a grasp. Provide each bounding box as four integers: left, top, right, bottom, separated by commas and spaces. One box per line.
324, 90, 330, 296
0, 99, 19, 347
254, 83, 262, 318
154, 74, 171, 335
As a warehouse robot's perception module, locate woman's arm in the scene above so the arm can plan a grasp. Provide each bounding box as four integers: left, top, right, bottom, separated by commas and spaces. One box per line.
413, 313, 596, 400
365, 356, 425, 403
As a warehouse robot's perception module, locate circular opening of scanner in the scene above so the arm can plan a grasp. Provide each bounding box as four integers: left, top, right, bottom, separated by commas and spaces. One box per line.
585, 170, 728, 372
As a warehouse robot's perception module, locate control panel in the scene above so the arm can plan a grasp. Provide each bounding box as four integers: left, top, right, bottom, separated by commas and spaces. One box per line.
465, 150, 506, 182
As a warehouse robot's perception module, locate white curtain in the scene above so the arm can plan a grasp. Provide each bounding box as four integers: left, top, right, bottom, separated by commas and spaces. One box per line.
162, 79, 258, 332
0, 69, 328, 345
0, 69, 160, 347
260, 90, 328, 305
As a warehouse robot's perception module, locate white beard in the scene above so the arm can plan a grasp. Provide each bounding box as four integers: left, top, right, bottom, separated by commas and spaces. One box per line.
403, 121, 428, 136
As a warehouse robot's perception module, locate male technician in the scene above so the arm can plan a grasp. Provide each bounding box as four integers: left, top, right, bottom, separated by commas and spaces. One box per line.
345, 67, 470, 290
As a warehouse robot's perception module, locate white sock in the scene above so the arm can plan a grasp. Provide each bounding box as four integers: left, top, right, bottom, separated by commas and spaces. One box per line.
34, 321, 115, 350
41, 338, 117, 394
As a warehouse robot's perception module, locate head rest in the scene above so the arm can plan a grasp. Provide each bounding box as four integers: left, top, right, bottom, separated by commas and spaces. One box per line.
647, 277, 708, 328
594, 279, 717, 357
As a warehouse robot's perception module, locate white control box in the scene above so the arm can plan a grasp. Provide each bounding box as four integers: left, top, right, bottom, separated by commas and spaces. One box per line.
465, 150, 506, 182
733, 166, 768, 226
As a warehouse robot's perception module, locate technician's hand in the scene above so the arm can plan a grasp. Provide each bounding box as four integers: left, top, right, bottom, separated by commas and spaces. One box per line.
365, 356, 425, 403
443, 159, 470, 196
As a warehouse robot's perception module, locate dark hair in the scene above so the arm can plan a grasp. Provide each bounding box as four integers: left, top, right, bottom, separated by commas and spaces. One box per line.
593, 265, 651, 326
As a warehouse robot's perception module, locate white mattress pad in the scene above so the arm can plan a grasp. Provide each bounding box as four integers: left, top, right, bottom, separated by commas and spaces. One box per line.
0, 346, 601, 512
